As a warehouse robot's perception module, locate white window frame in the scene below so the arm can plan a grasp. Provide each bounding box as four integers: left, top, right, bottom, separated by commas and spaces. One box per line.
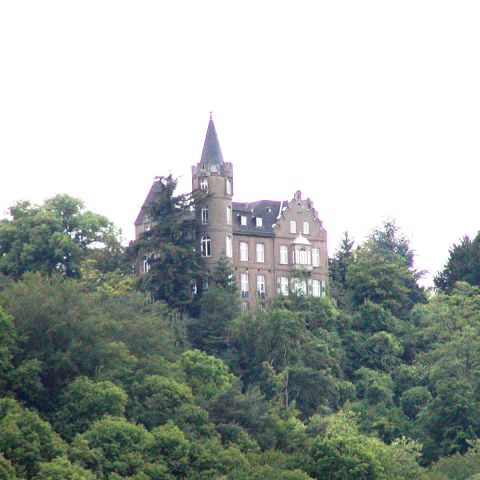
201, 236, 211, 257
256, 243, 265, 263
257, 275, 265, 298
303, 221, 310, 235
201, 207, 209, 224
240, 241, 249, 261
279, 276, 289, 296
143, 255, 150, 273
226, 178, 232, 195
200, 178, 208, 191
226, 206, 232, 225
241, 273, 249, 298
292, 278, 307, 295
312, 279, 321, 297
241, 215, 247, 226
290, 220, 296, 234
226, 235, 233, 257
279, 245, 288, 265
312, 248, 320, 267
256, 217, 263, 227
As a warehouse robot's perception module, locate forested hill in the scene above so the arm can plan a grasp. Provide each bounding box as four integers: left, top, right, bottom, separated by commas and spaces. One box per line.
2, 193, 480, 479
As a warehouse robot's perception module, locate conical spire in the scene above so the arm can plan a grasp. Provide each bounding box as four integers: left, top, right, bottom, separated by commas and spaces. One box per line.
200, 113, 224, 166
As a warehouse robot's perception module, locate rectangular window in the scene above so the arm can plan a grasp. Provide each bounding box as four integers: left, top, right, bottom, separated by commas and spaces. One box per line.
290, 220, 296, 234
256, 243, 265, 263
312, 248, 320, 267
226, 206, 232, 225
312, 279, 321, 297
241, 215, 247, 226
226, 236, 232, 257
241, 273, 249, 298
226, 178, 232, 195
279, 276, 289, 296
303, 221, 310, 235
241, 301, 249, 312
201, 207, 209, 224
292, 278, 307, 295
200, 178, 208, 191
321, 280, 327, 298
257, 275, 265, 298
256, 217, 263, 227
279, 245, 288, 265
240, 242, 249, 261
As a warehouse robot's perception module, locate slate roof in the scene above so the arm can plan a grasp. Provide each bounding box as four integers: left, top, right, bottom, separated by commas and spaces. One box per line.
199, 115, 224, 166
232, 200, 286, 236
134, 179, 163, 225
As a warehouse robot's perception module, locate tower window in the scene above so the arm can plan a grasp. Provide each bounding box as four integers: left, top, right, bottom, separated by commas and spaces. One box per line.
226, 235, 233, 258
226, 206, 232, 225
200, 178, 208, 191
201, 236, 211, 257
226, 178, 232, 195
201, 207, 209, 224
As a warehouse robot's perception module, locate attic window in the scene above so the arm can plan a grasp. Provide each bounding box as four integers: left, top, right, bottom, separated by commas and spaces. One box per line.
256, 217, 263, 227
241, 215, 247, 226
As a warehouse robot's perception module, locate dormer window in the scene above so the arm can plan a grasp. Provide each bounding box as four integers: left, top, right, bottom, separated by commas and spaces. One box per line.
256, 217, 263, 227
241, 215, 247, 226
200, 178, 208, 191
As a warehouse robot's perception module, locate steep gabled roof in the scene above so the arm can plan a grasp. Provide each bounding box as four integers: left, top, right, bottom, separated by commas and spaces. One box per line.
199, 114, 224, 166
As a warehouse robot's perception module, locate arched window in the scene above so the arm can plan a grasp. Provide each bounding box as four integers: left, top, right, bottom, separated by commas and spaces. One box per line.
201, 236, 211, 257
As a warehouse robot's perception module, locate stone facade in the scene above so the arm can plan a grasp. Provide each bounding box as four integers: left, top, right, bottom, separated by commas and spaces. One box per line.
135, 115, 329, 309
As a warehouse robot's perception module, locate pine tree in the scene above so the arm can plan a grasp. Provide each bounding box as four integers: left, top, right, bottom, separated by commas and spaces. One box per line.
130, 175, 207, 312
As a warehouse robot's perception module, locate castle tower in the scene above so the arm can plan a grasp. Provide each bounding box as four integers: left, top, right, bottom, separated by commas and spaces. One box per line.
192, 114, 234, 272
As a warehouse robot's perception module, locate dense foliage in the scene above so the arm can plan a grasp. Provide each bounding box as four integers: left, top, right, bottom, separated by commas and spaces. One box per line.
2, 192, 480, 479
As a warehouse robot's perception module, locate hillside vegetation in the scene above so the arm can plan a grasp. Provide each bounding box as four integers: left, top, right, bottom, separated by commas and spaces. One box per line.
1, 193, 480, 479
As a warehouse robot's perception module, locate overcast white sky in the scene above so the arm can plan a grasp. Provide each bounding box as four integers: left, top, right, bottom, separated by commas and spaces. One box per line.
1, 1, 479, 287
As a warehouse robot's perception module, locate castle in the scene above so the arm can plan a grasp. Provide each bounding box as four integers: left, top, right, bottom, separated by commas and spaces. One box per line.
135, 115, 329, 309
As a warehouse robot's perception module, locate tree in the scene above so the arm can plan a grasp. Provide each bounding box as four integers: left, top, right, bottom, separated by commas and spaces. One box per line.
37, 457, 95, 480
329, 232, 355, 308
435, 233, 480, 293
0, 195, 119, 279
189, 257, 240, 355
54, 377, 128, 440
0, 401, 66, 480
129, 175, 206, 312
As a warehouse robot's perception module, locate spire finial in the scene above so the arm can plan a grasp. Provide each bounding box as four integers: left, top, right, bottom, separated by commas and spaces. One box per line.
209, 111, 213, 120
